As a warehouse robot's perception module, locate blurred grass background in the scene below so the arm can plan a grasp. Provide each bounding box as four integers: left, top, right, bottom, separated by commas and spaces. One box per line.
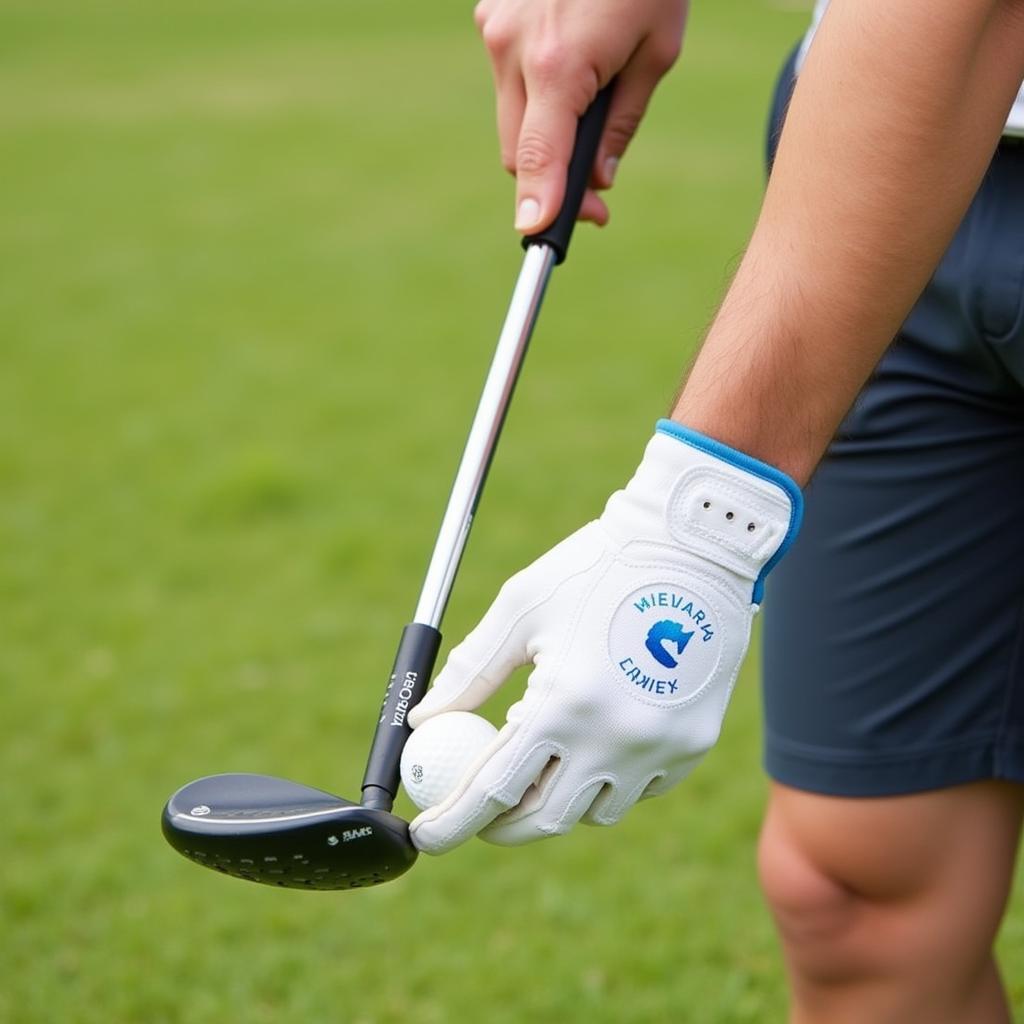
2, 1, 1022, 1021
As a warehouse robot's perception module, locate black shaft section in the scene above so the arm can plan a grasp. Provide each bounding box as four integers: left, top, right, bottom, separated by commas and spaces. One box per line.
361, 623, 442, 811
522, 82, 614, 265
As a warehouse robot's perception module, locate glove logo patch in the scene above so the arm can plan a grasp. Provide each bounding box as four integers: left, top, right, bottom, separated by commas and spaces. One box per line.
609, 585, 718, 703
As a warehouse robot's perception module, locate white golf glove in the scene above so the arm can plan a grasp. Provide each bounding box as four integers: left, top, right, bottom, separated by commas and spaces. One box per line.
408, 420, 802, 853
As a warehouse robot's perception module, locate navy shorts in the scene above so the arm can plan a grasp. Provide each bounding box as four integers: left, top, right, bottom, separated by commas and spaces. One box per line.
761, 47, 1024, 796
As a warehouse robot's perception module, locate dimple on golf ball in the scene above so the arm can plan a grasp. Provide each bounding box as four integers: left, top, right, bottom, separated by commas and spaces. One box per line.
400, 711, 498, 811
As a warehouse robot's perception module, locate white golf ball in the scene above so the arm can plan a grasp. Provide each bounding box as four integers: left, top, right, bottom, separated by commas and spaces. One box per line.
400, 711, 498, 812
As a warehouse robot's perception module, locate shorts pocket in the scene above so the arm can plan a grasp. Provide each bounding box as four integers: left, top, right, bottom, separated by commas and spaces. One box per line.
974, 146, 1024, 380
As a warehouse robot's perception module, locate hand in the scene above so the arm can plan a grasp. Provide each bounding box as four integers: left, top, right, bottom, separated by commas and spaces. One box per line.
408, 421, 802, 853
474, 0, 688, 232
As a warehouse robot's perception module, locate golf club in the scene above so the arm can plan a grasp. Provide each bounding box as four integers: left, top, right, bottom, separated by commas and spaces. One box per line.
161, 85, 614, 891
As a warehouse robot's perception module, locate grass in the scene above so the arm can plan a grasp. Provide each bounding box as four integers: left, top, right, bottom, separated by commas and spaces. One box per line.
2, 1, 1022, 1021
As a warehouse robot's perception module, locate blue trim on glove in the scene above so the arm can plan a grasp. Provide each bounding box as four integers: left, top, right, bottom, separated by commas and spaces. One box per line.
655, 419, 804, 604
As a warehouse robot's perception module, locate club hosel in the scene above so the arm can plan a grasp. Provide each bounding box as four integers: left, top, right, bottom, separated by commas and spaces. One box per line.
360, 784, 394, 812
360, 623, 442, 806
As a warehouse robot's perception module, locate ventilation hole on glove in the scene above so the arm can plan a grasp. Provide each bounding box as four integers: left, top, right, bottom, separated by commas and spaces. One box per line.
725, 511, 734, 521
584, 782, 615, 823
507, 756, 562, 819
536, 755, 562, 794
702, 501, 711, 510
640, 775, 666, 800
747, 522, 756, 532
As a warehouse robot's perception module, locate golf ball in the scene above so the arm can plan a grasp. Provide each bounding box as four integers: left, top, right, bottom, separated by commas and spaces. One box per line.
400, 711, 498, 812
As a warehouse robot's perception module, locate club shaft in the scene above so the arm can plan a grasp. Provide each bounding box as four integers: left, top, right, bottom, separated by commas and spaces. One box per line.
412, 243, 556, 629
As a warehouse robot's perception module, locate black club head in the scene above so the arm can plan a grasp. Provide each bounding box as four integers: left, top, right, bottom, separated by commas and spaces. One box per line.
161, 773, 417, 891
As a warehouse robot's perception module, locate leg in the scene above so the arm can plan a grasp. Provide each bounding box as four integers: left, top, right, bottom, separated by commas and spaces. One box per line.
759, 66, 1024, 1022
758, 780, 1024, 1023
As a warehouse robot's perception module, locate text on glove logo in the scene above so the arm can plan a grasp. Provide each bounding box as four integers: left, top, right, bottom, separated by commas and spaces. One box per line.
632, 591, 714, 641
609, 586, 717, 703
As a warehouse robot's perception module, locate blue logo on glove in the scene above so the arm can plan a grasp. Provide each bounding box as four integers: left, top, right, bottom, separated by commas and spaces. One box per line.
610, 587, 717, 702
644, 620, 693, 669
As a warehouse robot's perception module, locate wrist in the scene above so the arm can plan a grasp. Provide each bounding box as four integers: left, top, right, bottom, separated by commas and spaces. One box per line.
603, 421, 803, 604
669, 399, 821, 488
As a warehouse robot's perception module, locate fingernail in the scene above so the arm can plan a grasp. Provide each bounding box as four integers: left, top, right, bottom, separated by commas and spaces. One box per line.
604, 156, 619, 186
515, 197, 540, 230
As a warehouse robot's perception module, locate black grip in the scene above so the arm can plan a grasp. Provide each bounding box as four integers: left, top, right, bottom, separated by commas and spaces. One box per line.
361, 623, 442, 810
522, 82, 615, 265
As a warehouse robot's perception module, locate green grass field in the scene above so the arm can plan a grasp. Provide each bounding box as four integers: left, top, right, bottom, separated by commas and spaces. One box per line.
2, 2, 1022, 1021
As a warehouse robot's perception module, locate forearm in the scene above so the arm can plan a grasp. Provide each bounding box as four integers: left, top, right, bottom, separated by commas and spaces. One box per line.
673, 0, 1024, 485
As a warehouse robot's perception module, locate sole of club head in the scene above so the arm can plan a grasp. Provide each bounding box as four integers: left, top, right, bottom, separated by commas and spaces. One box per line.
162, 772, 417, 891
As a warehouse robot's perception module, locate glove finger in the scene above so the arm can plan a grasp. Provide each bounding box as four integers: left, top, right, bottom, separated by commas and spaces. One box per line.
636, 755, 703, 802
409, 577, 535, 728
408, 730, 559, 855
579, 776, 632, 827
576, 768, 664, 827
579, 756, 704, 827
480, 764, 613, 846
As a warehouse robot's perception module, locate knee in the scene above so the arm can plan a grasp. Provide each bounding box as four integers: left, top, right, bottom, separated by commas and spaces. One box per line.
756, 785, 1018, 991
757, 811, 866, 984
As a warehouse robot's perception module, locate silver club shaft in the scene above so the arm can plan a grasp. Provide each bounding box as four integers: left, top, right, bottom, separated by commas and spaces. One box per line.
412, 243, 557, 629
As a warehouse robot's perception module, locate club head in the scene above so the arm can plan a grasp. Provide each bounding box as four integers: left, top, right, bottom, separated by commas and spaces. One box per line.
161, 773, 417, 891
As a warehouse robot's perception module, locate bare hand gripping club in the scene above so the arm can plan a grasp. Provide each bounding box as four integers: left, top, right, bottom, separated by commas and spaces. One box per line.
161, 85, 614, 891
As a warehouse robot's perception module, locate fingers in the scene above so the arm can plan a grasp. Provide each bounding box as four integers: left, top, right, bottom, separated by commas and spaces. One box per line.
481, 760, 664, 844
511, 40, 676, 230
580, 774, 651, 827
592, 36, 681, 190
409, 733, 560, 854
481, 765, 610, 846
408, 577, 534, 728
412, 752, 693, 853
475, 0, 687, 231
496, 76, 526, 175
486, 28, 607, 232
578, 188, 610, 226
480, 755, 701, 845
636, 755, 701, 800
512, 75, 595, 232
479, 7, 526, 175
505, 87, 608, 228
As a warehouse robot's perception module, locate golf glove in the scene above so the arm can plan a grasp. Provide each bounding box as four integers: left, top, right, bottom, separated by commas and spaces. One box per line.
408, 420, 802, 853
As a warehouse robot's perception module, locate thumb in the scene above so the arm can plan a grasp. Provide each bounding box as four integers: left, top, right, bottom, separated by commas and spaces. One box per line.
513, 78, 590, 233
409, 578, 534, 727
